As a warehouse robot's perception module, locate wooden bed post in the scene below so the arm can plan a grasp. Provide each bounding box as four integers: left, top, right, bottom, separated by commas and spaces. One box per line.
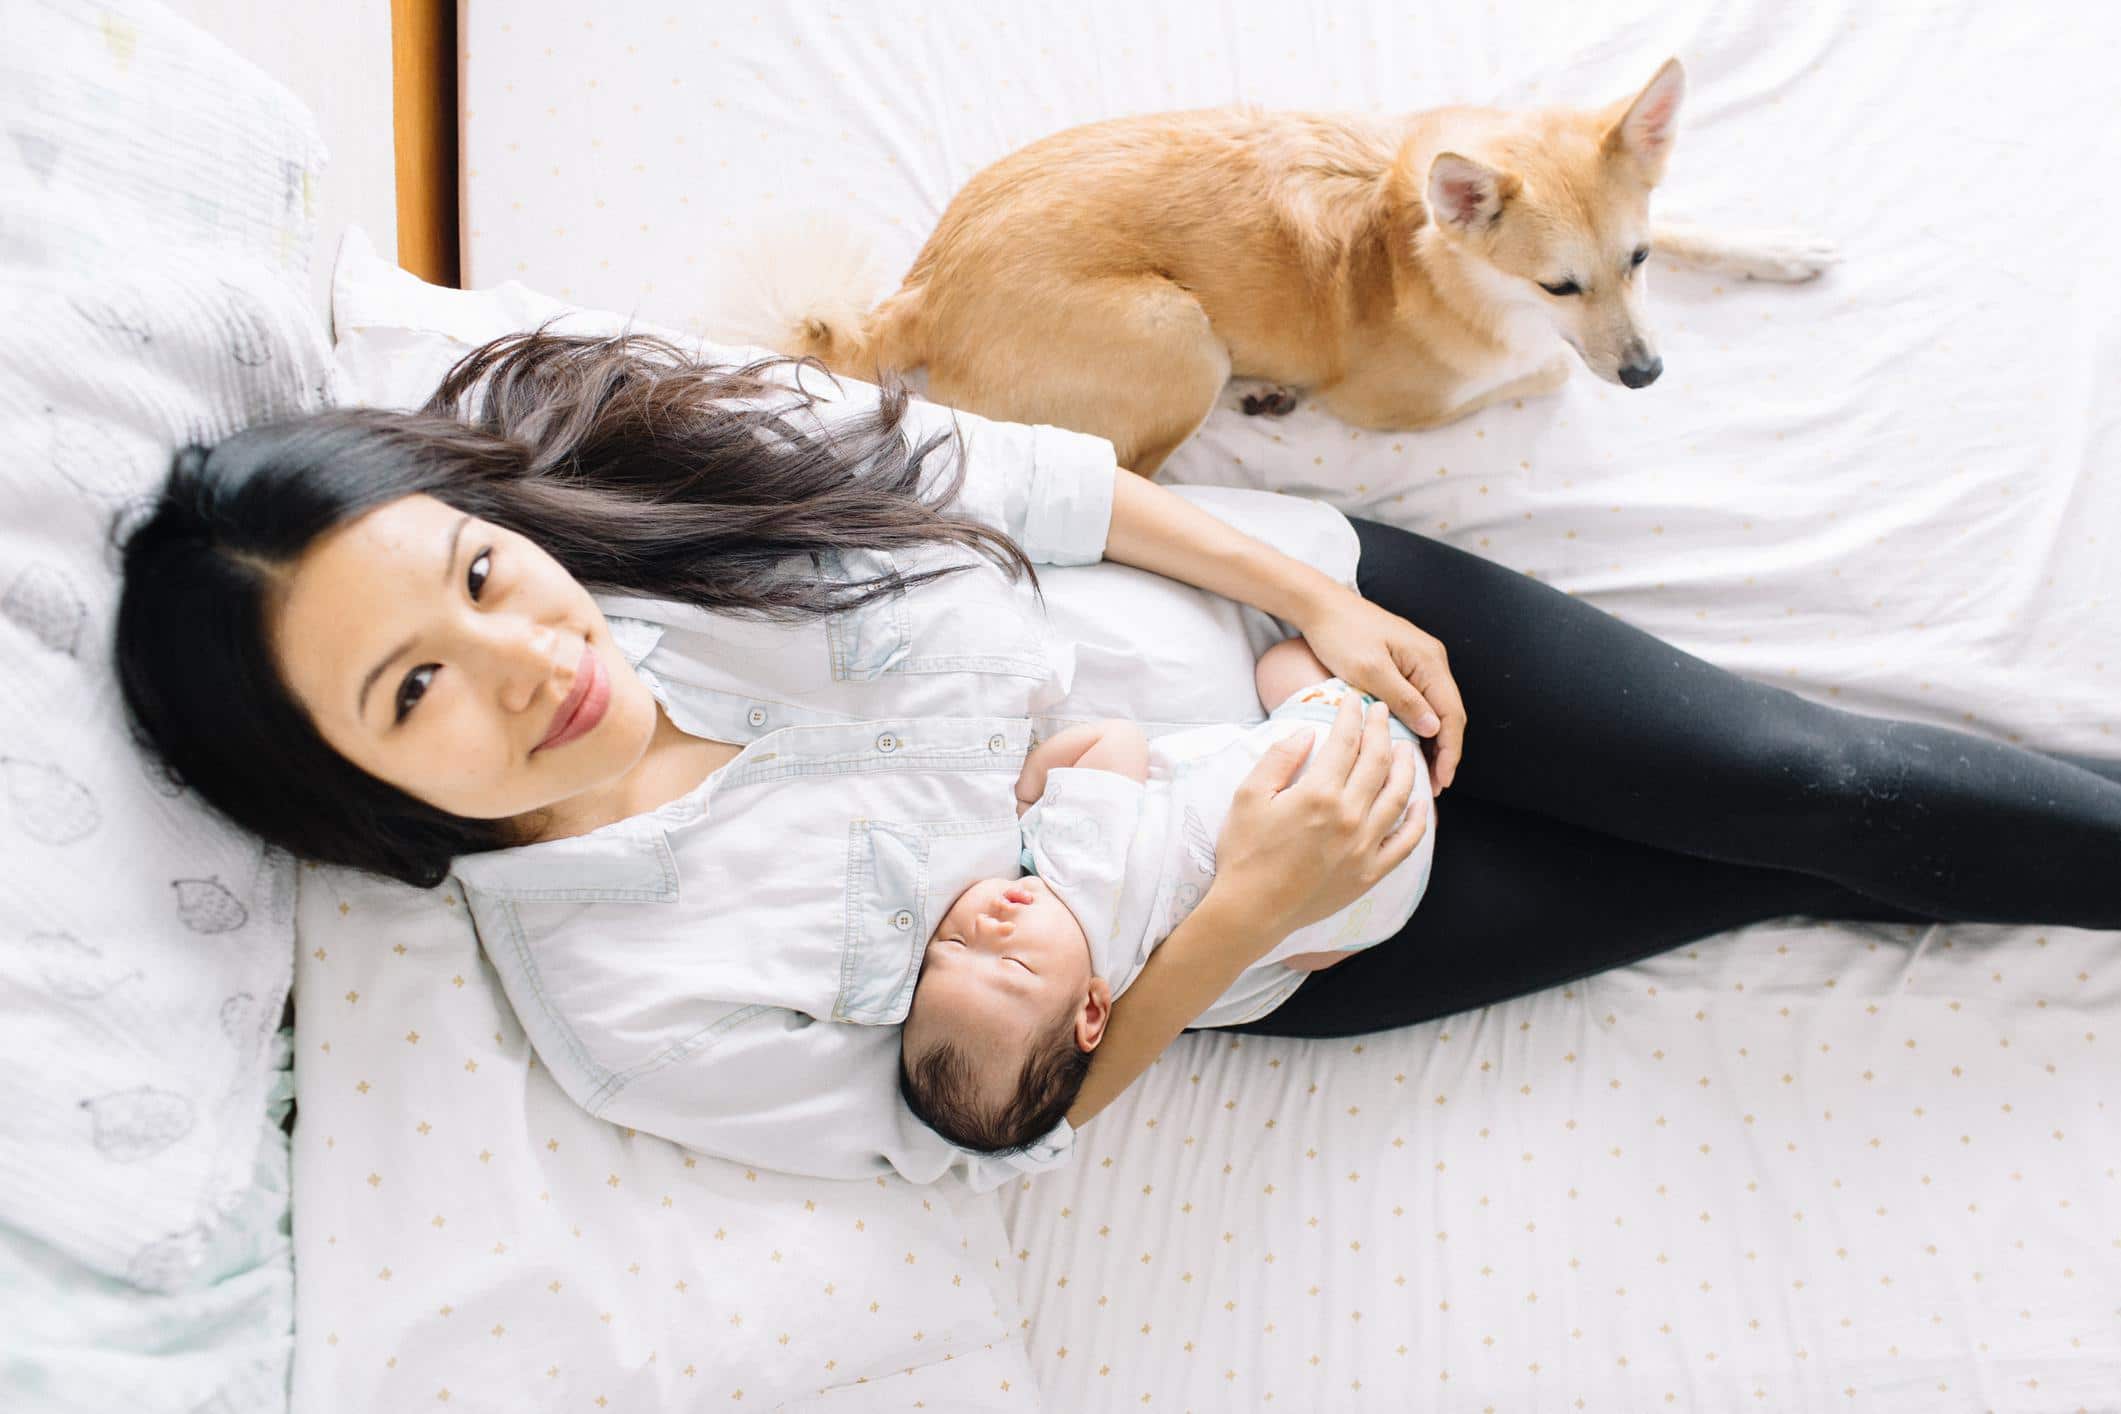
390, 0, 458, 287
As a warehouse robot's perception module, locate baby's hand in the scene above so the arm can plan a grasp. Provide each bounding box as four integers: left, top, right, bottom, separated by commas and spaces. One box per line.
1281, 950, 1353, 973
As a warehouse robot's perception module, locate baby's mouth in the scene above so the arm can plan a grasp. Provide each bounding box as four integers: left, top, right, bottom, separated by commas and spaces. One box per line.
1003, 885, 1034, 907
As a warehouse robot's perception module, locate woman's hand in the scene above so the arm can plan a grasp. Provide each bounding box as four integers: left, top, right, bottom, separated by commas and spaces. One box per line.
1293, 584, 1465, 793
1214, 691, 1429, 944
1100, 472, 1465, 791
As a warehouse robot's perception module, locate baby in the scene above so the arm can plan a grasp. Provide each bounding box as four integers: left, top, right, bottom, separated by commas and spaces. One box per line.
899, 637, 1437, 1155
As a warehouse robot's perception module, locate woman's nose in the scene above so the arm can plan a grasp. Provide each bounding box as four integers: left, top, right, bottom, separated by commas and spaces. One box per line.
475, 619, 564, 716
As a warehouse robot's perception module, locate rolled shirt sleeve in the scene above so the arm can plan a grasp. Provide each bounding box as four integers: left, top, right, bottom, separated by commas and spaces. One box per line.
788, 362, 1117, 566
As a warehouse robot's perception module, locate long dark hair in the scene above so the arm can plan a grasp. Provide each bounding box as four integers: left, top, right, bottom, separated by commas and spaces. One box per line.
114, 323, 1037, 888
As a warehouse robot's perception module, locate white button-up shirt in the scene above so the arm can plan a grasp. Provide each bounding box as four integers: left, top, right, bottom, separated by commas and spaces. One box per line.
452, 366, 1365, 1191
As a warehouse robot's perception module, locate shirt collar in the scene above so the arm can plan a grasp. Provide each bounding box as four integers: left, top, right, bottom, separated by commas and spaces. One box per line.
451, 814, 680, 903
451, 605, 684, 903
595, 602, 667, 668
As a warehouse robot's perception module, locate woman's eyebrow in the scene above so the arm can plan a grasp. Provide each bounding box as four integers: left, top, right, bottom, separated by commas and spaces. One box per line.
356, 515, 471, 719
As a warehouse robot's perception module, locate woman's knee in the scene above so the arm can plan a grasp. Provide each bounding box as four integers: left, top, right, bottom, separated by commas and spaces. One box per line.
1739, 700, 1919, 829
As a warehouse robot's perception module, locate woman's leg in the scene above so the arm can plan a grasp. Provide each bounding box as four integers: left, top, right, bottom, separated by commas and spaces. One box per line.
1348, 517, 2121, 927
1221, 794, 1931, 1039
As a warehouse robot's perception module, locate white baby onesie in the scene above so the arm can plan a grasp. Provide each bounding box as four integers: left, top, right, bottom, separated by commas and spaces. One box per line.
1019, 679, 1436, 1028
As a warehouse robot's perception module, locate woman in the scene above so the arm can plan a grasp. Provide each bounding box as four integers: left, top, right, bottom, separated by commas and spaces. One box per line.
115, 326, 2121, 1187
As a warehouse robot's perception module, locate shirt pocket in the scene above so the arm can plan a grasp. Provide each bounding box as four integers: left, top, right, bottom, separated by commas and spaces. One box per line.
838, 814, 1022, 1025
824, 546, 1054, 683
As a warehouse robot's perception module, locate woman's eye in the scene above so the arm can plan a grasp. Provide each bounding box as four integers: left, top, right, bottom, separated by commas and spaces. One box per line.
1631, 247, 1650, 267
467, 548, 492, 600
1540, 279, 1582, 297
395, 664, 437, 724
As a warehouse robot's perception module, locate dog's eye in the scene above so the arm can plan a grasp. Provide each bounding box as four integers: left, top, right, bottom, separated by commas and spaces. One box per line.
1631, 247, 1650, 267
1539, 279, 1581, 297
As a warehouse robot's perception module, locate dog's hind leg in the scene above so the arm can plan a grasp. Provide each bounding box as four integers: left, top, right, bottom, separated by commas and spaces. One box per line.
1650, 220, 1840, 282
923, 276, 1230, 480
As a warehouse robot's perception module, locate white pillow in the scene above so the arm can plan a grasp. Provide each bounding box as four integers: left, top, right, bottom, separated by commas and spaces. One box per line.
0, 0, 329, 282
0, 3, 338, 1409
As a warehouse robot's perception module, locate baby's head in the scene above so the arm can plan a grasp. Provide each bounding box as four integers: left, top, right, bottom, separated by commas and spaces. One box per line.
899, 874, 1112, 1154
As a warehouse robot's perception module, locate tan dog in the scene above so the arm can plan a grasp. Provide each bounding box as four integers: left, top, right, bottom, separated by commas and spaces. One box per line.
782, 59, 1834, 478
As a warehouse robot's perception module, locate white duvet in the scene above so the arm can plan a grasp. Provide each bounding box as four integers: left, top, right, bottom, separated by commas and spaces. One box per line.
293, 0, 2121, 1408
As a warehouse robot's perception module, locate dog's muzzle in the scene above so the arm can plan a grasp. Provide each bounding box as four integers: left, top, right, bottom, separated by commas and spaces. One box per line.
1618, 355, 1664, 389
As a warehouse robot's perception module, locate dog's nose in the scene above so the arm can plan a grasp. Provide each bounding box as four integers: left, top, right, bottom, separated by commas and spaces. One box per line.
1618, 357, 1663, 389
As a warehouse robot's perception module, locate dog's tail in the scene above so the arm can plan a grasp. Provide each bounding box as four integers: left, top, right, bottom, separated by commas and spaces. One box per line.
705, 209, 924, 379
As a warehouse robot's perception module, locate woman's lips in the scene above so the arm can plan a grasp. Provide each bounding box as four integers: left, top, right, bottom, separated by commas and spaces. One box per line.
534, 642, 609, 753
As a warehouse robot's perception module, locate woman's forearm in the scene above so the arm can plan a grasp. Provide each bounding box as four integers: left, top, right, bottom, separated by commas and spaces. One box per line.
1103, 469, 1341, 627
1105, 469, 1466, 787
1065, 883, 1280, 1128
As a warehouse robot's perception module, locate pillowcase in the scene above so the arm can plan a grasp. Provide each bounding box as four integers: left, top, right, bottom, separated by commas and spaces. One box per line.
0, 0, 328, 281
1, 2, 337, 1409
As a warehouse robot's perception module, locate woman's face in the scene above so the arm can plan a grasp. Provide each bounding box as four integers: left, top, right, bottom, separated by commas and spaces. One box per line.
270, 493, 660, 822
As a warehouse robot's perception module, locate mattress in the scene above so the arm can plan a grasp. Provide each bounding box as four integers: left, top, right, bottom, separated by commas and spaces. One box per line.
449, 0, 2121, 1406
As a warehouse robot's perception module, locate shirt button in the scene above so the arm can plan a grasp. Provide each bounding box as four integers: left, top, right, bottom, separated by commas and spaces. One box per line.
987, 733, 1006, 752
876, 732, 898, 753
747, 707, 767, 728
891, 909, 913, 931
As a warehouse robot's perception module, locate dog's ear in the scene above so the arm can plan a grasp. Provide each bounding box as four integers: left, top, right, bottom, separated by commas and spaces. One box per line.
1426, 153, 1521, 235
1603, 57, 1686, 184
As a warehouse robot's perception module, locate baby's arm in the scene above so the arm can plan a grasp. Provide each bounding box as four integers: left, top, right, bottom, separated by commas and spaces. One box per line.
1255, 635, 1333, 715
1017, 720, 1150, 814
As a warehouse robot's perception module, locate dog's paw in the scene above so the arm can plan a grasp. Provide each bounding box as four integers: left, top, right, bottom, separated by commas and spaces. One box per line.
1528, 356, 1574, 394
1239, 386, 1301, 417
1733, 231, 1840, 282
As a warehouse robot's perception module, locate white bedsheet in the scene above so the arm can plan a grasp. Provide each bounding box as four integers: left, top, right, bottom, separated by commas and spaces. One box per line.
450, 0, 2121, 1406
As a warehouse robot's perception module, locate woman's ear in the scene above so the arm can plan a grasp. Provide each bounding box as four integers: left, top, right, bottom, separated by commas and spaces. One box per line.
1076, 976, 1113, 1051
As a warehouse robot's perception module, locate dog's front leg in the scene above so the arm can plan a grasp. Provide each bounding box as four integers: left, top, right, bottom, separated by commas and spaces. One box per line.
1650, 219, 1839, 282
1430, 357, 1574, 425
1324, 356, 1572, 433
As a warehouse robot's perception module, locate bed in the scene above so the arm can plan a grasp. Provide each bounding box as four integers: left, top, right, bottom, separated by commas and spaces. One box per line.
9, 1, 2116, 1411
427, 2, 2121, 1407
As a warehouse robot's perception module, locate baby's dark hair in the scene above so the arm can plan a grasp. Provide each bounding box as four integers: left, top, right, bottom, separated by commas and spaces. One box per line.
899, 1009, 1092, 1155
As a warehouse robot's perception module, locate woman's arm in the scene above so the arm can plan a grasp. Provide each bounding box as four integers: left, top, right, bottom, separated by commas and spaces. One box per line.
1102, 471, 1467, 791
1068, 692, 1427, 1127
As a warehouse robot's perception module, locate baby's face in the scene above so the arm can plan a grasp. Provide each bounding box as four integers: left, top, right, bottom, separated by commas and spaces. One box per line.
906, 875, 1094, 1075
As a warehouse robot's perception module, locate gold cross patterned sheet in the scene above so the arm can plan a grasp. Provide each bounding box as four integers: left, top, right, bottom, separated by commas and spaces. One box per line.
288, 1, 2121, 1407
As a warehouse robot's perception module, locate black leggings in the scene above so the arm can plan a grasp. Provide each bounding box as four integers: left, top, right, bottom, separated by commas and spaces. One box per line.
1222, 517, 2121, 1040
